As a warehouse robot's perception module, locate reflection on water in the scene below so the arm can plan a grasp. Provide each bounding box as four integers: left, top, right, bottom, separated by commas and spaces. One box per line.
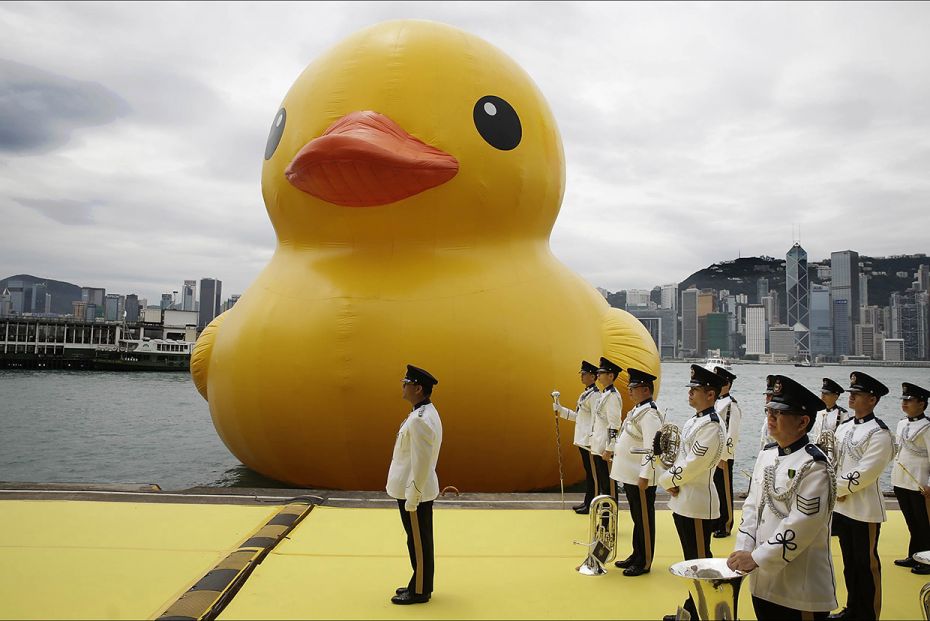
210, 464, 294, 489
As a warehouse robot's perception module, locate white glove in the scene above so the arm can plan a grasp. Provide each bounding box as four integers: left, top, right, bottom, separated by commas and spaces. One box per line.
405, 499, 418, 512
553, 402, 561, 413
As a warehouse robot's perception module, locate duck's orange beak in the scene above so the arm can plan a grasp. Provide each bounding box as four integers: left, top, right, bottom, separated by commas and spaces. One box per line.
284, 111, 459, 207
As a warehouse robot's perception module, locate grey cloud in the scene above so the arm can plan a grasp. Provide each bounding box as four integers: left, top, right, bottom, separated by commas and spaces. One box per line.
0, 59, 130, 153
13, 197, 98, 225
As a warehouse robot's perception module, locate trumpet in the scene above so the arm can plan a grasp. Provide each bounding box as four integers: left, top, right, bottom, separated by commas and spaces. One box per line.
816, 430, 836, 464
573, 494, 618, 575
631, 423, 682, 470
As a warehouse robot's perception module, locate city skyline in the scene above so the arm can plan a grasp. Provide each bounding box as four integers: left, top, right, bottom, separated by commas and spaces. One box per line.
2, 3, 930, 302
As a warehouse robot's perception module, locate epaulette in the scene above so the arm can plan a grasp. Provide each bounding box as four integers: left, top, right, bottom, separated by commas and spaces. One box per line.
839, 417, 854, 425
806, 444, 828, 462
416, 406, 426, 418
764, 441, 778, 450
709, 412, 720, 423
649, 401, 658, 410
730, 396, 738, 404
876, 418, 889, 431
837, 405, 847, 413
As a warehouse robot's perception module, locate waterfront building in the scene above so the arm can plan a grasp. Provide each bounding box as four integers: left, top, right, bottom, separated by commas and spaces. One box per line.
855, 324, 876, 359
30, 283, 50, 314
699, 312, 730, 357
198, 278, 222, 330
182, 280, 196, 311
160, 293, 173, 310
681, 287, 698, 356
891, 290, 929, 360
884, 338, 904, 361
81, 287, 106, 319
859, 273, 870, 307
104, 294, 122, 322
830, 250, 860, 356
745, 304, 767, 356
625, 289, 651, 308
84, 304, 96, 322
786, 242, 810, 359
769, 324, 795, 357
8, 280, 24, 315
71, 301, 86, 319
0, 289, 10, 317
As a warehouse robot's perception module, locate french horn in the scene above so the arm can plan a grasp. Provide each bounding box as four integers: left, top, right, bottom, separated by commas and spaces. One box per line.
632, 423, 682, 470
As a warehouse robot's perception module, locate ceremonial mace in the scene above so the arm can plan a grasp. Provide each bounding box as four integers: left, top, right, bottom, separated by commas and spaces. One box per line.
899, 462, 928, 492
551, 391, 566, 509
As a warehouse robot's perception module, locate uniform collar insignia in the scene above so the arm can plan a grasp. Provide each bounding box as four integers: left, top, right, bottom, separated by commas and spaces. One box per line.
854, 412, 875, 424
412, 398, 431, 411
777, 435, 809, 457
697, 406, 716, 417
908, 414, 927, 422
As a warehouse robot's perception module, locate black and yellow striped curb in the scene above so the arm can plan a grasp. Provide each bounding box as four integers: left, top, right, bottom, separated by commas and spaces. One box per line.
158, 501, 315, 621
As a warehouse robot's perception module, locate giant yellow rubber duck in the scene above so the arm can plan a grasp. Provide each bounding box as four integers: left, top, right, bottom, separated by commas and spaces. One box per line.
192, 19, 660, 491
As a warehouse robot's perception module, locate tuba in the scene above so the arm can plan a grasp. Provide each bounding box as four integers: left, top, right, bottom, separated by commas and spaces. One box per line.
573, 494, 618, 575
915, 551, 930, 620
632, 423, 682, 469
668, 558, 745, 620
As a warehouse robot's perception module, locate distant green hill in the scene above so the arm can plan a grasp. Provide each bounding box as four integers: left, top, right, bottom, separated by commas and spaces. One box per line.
678, 255, 929, 316
0, 274, 83, 315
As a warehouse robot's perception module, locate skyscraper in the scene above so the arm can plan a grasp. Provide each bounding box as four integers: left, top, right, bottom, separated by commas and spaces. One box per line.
786, 243, 810, 359
756, 278, 769, 305
745, 305, 767, 356
198, 278, 223, 329
809, 284, 833, 358
830, 250, 860, 356
681, 287, 699, 356
182, 280, 196, 311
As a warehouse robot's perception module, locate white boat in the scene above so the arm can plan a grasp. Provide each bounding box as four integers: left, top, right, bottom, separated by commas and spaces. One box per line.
703, 350, 732, 371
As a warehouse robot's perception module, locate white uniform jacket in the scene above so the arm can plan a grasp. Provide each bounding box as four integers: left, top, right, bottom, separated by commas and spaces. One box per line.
557, 384, 599, 448
590, 385, 623, 456
833, 413, 894, 523
759, 415, 774, 452
611, 399, 665, 486
386, 401, 443, 511
736, 438, 837, 612
892, 414, 930, 490
809, 406, 848, 442
716, 394, 742, 461
657, 407, 726, 519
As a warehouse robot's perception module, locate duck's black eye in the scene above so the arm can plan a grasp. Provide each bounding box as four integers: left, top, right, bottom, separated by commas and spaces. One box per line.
264, 107, 286, 160
473, 96, 521, 150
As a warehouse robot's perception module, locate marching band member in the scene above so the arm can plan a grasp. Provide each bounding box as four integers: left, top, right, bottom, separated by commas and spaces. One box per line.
810, 378, 848, 444
891, 382, 930, 575
728, 375, 837, 621
712, 366, 741, 538
553, 360, 601, 514
610, 367, 663, 576
759, 375, 776, 451
829, 372, 894, 621
590, 356, 623, 499
659, 364, 726, 621
387, 365, 443, 605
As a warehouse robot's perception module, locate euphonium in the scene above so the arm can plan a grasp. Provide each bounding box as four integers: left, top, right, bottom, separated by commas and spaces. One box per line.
920, 581, 930, 621
669, 558, 745, 621
573, 494, 618, 575
632, 423, 682, 469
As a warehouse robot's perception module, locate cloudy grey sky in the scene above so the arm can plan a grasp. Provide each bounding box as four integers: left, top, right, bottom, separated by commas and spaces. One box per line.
2, 1, 929, 304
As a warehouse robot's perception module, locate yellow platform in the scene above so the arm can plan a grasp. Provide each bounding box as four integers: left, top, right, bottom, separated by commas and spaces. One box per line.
1, 498, 927, 620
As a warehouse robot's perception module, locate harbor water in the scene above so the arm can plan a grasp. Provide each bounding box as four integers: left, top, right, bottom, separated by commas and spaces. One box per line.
1, 363, 927, 491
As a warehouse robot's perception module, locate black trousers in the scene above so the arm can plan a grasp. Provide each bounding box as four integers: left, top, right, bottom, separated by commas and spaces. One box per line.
591, 453, 613, 498
894, 486, 930, 559
752, 595, 829, 621
623, 483, 656, 569
833, 512, 881, 620
397, 499, 434, 595
673, 512, 715, 620
578, 446, 596, 508
713, 459, 735, 534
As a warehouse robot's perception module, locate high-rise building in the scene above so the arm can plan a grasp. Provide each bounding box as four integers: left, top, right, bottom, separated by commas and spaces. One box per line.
769, 325, 796, 357
681, 287, 699, 356
72, 300, 87, 319
859, 274, 870, 307
182, 280, 196, 311
160, 293, 173, 310
757, 278, 769, 305
918, 264, 930, 292
104, 294, 122, 321
125, 294, 140, 322
891, 290, 929, 360
627, 307, 677, 359
8, 280, 24, 314
809, 284, 833, 358
884, 338, 904, 361
198, 278, 222, 329
700, 312, 731, 357
660, 284, 678, 312
855, 324, 875, 359
830, 250, 860, 356
786, 243, 810, 359
626, 289, 651, 307
0, 288, 11, 317
745, 305, 767, 356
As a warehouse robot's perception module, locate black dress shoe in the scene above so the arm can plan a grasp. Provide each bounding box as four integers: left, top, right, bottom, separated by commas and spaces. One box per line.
913, 564, 930, 575
663, 615, 678, 621
623, 565, 650, 576
574, 505, 590, 515
712, 530, 731, 538
895, 557, 919, 568
391, 591, 430, 605
614, 555, 636, 569
572, 502, 588, 511
827, 608, 847, 620
395, 587, 408, 595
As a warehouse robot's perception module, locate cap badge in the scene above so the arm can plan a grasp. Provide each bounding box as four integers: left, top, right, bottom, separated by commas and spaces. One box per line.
850, 373, 857, 384
690, 367, 696, 378
773, 380, 782, 395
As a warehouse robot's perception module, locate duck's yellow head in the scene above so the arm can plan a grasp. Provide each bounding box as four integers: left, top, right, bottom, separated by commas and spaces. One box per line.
261, 20, 565, 247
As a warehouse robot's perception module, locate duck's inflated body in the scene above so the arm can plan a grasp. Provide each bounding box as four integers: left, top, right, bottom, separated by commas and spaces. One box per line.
192, 20, 660, 491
